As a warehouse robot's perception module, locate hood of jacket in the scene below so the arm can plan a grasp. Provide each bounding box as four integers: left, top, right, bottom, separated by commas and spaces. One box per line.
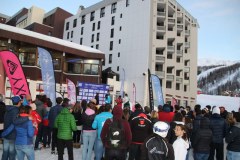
13, 115, 29, 126
112, 106, 123, 119
6, 105, 18, 112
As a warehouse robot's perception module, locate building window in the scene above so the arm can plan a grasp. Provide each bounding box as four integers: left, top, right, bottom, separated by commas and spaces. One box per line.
111, 16, 115, 25
109, 54, 112, 64
119, 39, 121, 44
126, 0, 130, 7
176, 57, 181, 63
184, 85, 187, 92
90, 11, 95, 21
166, 81, 172, 88
19, 52, 36, 66
119, 26, 122, 31
67, 32, 69, 39
100, 7, 105, 18
176, 83, 180, 90
110, 28, 114, 38
81, 15, 85, 24
66, 22, 69, 30
167, 53, 173, 59
120, 14, 123, 18
81, 27, 84, 35
80, 38, 83, 45
73, 19, 77, 28
111, 3, 117, 14
91, 34, 94, 43
97, 21, 101, 29
92, 23, 95, 31
110, 41, 113, 50
96, 33, 100, 41
118, 52, 120, 57
96, 44, 99, 49
117, 66, 119, 71
71, 31, 73, 38
67, 59, 99, 75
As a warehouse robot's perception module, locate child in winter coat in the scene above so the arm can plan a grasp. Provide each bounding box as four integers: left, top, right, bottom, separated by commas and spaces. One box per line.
173, 124, 189, 160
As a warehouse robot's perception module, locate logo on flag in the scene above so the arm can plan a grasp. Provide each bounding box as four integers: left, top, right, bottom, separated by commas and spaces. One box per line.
7, 60, 18, 75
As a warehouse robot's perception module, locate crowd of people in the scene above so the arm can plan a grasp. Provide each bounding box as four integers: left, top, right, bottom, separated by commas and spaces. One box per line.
0, 93, 240, 160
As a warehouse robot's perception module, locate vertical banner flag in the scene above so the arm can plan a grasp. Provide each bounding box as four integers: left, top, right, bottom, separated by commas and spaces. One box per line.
151, 74, 164, 107
171, 97, 177, 112
0, 51, 30, 96
67, 78, 76, 105
0, 58, 5, 94
132, 83, 136, 111
38, 47, 56, 106
148, 69, 154, 111
120, 68, 125, 97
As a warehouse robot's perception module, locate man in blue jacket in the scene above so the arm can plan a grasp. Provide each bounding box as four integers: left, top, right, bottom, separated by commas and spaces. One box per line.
1, 95, 22, 160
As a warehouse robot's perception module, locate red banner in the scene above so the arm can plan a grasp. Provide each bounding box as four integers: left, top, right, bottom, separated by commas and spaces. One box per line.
0, 51, 30, 96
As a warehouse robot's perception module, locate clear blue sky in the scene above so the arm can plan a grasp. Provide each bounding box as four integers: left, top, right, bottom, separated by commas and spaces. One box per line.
1, 0, 240, 61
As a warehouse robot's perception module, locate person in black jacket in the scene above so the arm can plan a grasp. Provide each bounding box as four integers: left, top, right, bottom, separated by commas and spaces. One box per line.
0, 94, 6, 140
129, 109, 152, 160
141, 121, 174, 160
225, 112, 240, 160
192, 117, 212, 160
209, 106, 228, 160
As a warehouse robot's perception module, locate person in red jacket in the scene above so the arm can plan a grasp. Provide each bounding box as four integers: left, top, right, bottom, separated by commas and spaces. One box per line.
29, 103, 42, 145
158, 104, 175, 123
101, 105, 132, 160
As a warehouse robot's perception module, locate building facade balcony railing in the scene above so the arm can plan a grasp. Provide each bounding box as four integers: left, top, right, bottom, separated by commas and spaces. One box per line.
167, 45, 175, 52
177, 25, 183, 30
157, 26, 166, 31
157, 11, 165, 17
177, 12, 183, 18
166, 75, 174, 81
184, 67, 190, 72
185, 30, 190, 36
168, 19, 175, 24
155, 71, 165, 78
176, 77, 183, 83
155, 55, 165, 62
185, 42, 190, 48
177, 50, 183, 56
158, 0, 165, 3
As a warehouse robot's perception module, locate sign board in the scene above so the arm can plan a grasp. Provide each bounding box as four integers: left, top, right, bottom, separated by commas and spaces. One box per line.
77, 82, 109, 104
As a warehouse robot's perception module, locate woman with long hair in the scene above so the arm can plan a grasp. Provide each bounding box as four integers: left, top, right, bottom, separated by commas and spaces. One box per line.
173, 124, 189, 160
71, 101, 83, 148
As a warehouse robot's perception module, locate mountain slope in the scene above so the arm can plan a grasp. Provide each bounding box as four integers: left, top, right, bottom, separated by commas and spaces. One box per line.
197, 62, 240, 96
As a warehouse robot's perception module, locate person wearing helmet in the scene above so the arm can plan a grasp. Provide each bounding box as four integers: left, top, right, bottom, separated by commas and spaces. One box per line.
141, 121, 174, 160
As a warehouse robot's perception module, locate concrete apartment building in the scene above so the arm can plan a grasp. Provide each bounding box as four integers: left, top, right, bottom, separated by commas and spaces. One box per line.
4, 6, 72, 39
67, 0, 198, 107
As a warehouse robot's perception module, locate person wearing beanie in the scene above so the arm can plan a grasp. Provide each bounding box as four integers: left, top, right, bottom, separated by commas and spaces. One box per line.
101, 105, 132, 160
158, 104, 175, 123
141, 121, 174, 160
209, 106, 229, 160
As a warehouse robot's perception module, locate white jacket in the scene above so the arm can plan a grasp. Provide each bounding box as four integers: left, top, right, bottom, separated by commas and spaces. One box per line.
173, 137, 189, 160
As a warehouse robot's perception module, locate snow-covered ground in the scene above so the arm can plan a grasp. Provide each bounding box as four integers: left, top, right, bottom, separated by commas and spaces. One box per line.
197, 94, 240, 112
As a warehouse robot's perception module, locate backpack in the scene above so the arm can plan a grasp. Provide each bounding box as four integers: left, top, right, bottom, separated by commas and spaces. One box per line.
107, 118, 125, 149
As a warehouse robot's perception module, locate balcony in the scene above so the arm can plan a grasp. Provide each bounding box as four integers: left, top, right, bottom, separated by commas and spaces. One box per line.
176, 77, 183, 83
177, 12, 183, 18
155, 56, 165, 63
155, 71, 165, 78
184, 79, 190, 85
185, 42, 190, 48
177, 25, 183, 30
168, 19, 175, 24
185, 30, 190, 36
157, 25, 166, 31
166, 75, 174, 81
177, 50, 183, 56
157, 11, 165, 17
184, 67, 190, 72
167, 45, 175, 52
